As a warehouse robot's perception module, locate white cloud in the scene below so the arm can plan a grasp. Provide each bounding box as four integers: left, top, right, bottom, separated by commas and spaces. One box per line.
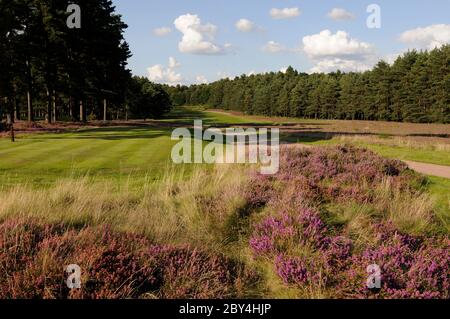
174, 14, 225, 55
309, 58, 372, 73
270, 8, 300, 20
147, 57, 183, 85
382, 51, 405, 65
217, 71, 235, 80
196, 75, 208, 84
153, 27, 172, 37
168, 57, 180, 68
399, 24, 450, 50
262, 41, 286, 53
303, 30, 374, 58
302, 30, 376, 73
236, 19, 255, 32
328, 8, 355, 21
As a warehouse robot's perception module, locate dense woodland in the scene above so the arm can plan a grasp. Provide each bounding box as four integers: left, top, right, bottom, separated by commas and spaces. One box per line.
166, 46, 450, 124
0, 0, 171, 127
1, 1, 449, 126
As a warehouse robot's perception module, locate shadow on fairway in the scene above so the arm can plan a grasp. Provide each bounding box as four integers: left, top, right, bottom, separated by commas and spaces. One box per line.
34, 126, 171, 141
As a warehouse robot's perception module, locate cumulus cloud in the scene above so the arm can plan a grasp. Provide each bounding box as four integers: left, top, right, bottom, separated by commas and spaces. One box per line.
302, 30, 376, 73
147, 57, 183, 85
153, 27, 172, 36
270, 8, 300, 20
217, 71, 235, 80
262, 41, 286, 53
195, 75, 208, 84
382, 51, 406, 65
174, 14, 225, 55
328, 8, 355, 21
309, 58, 372, 73
235, 19, 256, 32
399, 24, 450, 50
303, 30, 374, 58
168, 57, 180, 68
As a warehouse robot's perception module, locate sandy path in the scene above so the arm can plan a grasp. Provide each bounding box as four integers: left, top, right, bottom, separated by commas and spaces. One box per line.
403, 161, 450, 179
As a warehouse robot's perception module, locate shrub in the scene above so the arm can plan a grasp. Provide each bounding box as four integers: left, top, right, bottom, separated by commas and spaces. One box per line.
0, 219, 257, 299
247, 146, 448, 299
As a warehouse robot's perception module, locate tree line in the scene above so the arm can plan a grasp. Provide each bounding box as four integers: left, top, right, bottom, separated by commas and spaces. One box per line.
0, 0, 171, 128
166, 46, 450, 123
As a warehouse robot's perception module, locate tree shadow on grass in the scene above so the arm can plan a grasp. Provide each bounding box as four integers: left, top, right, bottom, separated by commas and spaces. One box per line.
33, 126, 172, 141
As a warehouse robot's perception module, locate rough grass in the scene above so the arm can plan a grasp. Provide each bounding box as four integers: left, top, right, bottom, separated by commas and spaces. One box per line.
0, 164, 249, 250
0, 107, 449, 299
1, 146, 447, 299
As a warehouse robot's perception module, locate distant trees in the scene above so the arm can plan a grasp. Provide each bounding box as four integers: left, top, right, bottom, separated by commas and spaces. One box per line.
127, 77, 171, 119
0, 0, 171, 125
169, 46, 450, 123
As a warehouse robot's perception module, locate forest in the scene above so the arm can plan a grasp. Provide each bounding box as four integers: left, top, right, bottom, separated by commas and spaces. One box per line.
166, 46, 450, 124
2, 1, 449, 126
0, 0, 171, 126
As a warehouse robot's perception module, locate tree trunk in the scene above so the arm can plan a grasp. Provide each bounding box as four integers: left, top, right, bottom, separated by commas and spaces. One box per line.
10, 120, 15, 142
5, 97, 14, 124
69, 96, 73, 120
46, 88, 52, 123
13, 98, 18, 122
52, 90, 56, 122
79, 100, 85, 122
103, 99, 107, 121
26, 60, 34, 122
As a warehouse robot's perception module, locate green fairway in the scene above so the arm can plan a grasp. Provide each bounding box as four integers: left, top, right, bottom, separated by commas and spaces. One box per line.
0, 106, 449, 200
0, 107, 263, 187
426, 176, 450, 231
0, 126, 177, 186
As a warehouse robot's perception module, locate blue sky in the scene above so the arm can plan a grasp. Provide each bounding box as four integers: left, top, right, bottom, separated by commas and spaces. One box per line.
112, 0, 450, 85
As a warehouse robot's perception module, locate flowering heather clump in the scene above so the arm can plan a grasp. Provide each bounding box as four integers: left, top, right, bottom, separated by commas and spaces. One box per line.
249, 208, 328, 257
246, 146, 449, 299
275, 145, 411, 204
0, 219, 257, 299
275, 255, 314, 285
148, 245, 256, 299
336, 224, 449, 299
244, 172, 275, 209
322, 236, 353, 269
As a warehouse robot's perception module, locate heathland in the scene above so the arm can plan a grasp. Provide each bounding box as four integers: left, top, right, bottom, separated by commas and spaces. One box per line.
0, 107, 448, 299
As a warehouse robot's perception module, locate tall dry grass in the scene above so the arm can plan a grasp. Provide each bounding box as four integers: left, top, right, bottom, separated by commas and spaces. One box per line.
330, 177, 437, 243
0, 164, 250, 251
0, 146, 448, 299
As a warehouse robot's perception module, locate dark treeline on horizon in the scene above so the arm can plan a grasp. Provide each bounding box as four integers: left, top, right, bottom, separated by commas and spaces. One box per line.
1, 1, 449, 126
166, 46, 450, 124
0, 0, 171, 127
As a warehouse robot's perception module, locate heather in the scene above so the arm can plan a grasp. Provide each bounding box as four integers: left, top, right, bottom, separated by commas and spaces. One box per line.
247, 146, 449, 299
0, 219, 256, 299
0, 145, 448, 299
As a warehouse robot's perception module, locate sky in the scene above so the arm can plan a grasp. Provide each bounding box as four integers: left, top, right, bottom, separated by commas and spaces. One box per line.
112, 0, 450, 85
